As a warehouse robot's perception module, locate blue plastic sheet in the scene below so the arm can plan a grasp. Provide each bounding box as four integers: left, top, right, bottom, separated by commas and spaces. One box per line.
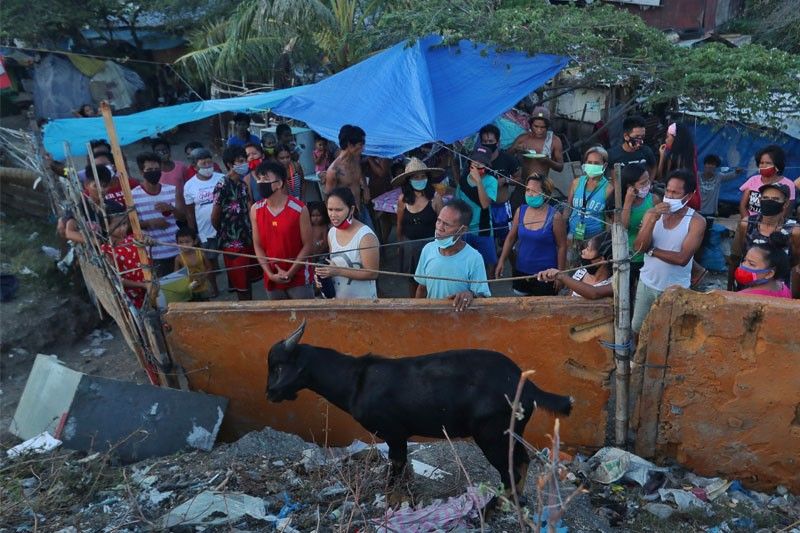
43, 86, 304, 160
691, 119, 800, 204
274, 35, 568, 157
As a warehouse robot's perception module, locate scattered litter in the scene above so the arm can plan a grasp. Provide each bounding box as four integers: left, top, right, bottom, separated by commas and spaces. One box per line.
276, 491, 301, 519
41, 245, 61, 260
57, 246, 75, 274
658, 488, 708, 510
19, 266, 38, 277
708, 517, 756, 532
77, 452, 100, 464
144, 488, 173, 507
587, 447, 669, 486
80, 347, 106, 357
530, 507, 569, 533
275, 517, 300, 533
6, 431, 62, 458
644, 502, 675, 520
318, 482, 348, 499
27, 232, 39, 241
373, 485, 494, 533
410, 459, 451, 480
87, 329, 114, 346
161, 491, 268, 527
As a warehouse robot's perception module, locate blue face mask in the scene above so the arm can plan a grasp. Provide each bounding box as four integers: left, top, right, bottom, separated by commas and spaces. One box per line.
525, 194, 545, 208
435, 234, 460, 249
410, 178, 428, 191
233, 163, 249, 175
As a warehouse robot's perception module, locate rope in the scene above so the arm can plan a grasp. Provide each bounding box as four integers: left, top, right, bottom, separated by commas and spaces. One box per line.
110, 239, 630, 287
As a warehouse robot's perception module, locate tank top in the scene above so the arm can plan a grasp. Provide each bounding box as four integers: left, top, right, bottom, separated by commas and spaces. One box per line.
640, 208, 695, 291
744, 215, 796, 283
570, 268, 613, 297
627, 194, 654, 264
328, 225, 378, 299
568, 176, 608, 239
401, 201, 436, 241
516, 204, 558, 274
255, 196, 308, 290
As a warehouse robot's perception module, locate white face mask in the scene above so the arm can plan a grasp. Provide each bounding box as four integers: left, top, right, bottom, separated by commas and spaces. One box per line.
663, 195, 688, 213
197, 166, 214, 178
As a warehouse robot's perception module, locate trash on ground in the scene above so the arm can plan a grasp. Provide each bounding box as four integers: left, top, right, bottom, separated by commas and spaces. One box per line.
587, 447, 669, 486
373, 485, 494, 532
161, 491, 269, 527
658, 488, 708, 510
6, 431, 62, 458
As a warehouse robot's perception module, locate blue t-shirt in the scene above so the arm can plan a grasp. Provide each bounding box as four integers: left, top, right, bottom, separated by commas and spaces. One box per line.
456, 176, 498, 234
226, 133, 261, 148
414, 241, 491, 299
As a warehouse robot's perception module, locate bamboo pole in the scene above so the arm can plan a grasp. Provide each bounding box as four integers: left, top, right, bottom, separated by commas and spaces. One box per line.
612, 162, 632, 447
98, 101, 152, 282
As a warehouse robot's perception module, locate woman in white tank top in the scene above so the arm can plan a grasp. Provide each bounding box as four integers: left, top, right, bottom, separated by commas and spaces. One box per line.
315, 188, 379, 299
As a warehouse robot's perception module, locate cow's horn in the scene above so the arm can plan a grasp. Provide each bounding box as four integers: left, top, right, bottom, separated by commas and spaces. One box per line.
283, 319, 306, 352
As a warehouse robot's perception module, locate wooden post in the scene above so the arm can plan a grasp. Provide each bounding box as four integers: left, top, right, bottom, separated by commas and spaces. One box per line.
612, 162, 631, 447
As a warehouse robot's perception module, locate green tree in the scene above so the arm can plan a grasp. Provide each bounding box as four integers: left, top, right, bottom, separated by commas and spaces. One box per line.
176, 0, 408, 85
372, 0, 800, 127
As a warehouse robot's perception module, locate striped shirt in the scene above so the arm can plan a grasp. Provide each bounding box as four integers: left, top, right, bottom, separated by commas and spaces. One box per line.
131, 184, 179, 260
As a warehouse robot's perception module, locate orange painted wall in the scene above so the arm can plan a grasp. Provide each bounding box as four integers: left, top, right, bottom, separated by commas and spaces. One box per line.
632, 288, 800, 492
163, 297, 615, 450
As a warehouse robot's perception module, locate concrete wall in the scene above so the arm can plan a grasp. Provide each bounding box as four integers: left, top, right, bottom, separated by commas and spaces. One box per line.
632, 288, 800, 492
163, 297, 616, 450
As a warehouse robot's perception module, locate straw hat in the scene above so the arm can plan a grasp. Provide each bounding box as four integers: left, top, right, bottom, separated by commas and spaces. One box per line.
391, 157, 445, 187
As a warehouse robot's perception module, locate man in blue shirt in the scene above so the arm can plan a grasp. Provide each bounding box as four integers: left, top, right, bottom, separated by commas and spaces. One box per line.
227, 113, 261, 148
414, 199, 491, 312
456, 147, 498, 278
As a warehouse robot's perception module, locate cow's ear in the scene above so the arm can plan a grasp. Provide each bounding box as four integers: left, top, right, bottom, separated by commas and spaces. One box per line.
283, 319, 306, 353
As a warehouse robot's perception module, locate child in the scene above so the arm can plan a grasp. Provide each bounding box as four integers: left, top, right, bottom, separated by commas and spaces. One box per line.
100, 207, 148, 309
699, 154, 741, 216
313, 136, 333, 174
174, 227, 215, 299
308, 201, 330, 258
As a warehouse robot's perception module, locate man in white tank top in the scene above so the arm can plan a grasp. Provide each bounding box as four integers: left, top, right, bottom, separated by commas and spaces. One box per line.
631, 170, 706, 341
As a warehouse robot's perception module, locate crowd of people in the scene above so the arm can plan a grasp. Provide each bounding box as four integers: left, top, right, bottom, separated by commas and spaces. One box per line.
56, 107, 800, 336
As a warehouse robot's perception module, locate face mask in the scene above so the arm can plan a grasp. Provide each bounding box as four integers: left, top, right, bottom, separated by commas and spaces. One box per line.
233, 163, 250, 175
435, 234, 460, 249
580, 256, 601, 275
482, 142, 498, 153
759, 198, 784, 216
525, 194, 545, 208
627, 137, 644, 148
334, 208, 354, 229
637, 184, 651, 198
197, 166, 214, 178
264, 147, 275, 156
410, 178, 428, 191
663, 196, 688, 213
248, 158, 262, 170
143, 170, 161, 184
759, 165, 777, 178
258, 182, 274, 199
735, 265, 772, 286
582, 163, 605, 177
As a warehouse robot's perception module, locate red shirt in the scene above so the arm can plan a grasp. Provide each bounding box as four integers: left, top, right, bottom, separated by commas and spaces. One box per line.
101, 178, 140, 207
255, 196, 307, 290
101, 235, 146, 308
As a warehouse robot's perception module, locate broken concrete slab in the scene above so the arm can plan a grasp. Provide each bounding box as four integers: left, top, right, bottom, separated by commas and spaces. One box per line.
10, 354, 82, 440
10, 354, 228, 463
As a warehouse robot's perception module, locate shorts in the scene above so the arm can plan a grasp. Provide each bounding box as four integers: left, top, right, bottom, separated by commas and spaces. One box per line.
266, 284, 314, 300
222, 247, 261, 292
631, 281, 663, 333
463, 232, 498, 266
201, 237, 220, 262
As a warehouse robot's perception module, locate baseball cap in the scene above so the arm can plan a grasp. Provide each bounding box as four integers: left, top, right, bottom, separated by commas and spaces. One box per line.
469, 147, 493, 167
758, 182, 790, 198
530, 106, 551, 125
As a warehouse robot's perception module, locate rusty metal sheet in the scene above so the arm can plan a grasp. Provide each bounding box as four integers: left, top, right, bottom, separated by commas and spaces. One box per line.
634, 288, 800, 492
163, 297, 615, 450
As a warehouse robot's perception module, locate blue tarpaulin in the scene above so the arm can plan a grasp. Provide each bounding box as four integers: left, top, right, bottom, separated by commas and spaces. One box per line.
43, 87, 304, 160
691, 119, 800, 204
274, 35, 568, 157
43, 35, 567, 161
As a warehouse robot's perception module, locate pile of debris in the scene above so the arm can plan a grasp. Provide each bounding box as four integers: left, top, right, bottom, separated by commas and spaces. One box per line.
2, 426, 799, 532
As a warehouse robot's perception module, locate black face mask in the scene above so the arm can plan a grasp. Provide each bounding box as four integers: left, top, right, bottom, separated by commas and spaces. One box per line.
143, 170, 161, 184
580, 256, 601, 275
482, 142, 498, 153
760, 199, 784, 217
258, 182, 275, 199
